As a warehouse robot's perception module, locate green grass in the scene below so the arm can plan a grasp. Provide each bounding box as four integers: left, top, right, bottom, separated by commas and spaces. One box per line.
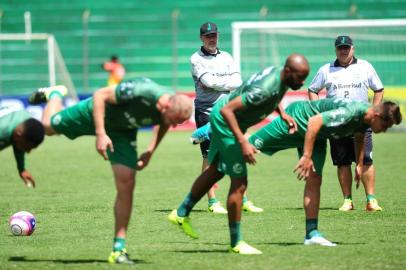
0, 131, 405, 270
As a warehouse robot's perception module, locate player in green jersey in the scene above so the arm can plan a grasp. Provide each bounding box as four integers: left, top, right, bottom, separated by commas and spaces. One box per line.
249, 98, 401, 246
168, 53, 309, 254
0, 106, 44, 188
28, 78, 193, 264
189, 98, 402, 247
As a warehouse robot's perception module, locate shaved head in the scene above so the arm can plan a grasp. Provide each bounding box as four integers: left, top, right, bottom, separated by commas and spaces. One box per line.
284, 53, 309, 73
282, 53, 310, 90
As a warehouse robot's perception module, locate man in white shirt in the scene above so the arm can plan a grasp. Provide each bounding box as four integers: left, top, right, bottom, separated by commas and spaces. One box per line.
190, 22, 263, 214
308, 35, 384, 212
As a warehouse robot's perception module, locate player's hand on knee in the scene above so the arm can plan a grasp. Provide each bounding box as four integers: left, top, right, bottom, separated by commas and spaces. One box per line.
136, 151, 153, 170
294, 155, 314, 181
281, 113, 298, 134
354, 164, 363, 189
242, 142, 257, 165
96, 134, 114, 160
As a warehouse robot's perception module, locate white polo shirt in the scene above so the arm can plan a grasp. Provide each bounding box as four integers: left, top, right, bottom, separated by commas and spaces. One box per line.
308, 58, 383, 102
191, 47, 242, 114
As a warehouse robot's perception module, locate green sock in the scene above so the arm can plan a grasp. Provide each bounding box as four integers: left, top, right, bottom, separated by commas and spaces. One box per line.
367, 194, 376, 202
113, 237, 126, 252
344, 195, 352, 200
48, 91, 64, 100
305, 219, 318, 239
242, 196, 248, 204
229, 221, 242, 247
177, 192, 197, 217
208, 198, 218, 205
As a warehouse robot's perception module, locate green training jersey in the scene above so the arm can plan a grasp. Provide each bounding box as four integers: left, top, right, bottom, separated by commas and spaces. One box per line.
0, 106, 31, 172
0, 106, 31, 150
212, 66, 288, 132
285, 98, 370, 139
105, 77, 174, 131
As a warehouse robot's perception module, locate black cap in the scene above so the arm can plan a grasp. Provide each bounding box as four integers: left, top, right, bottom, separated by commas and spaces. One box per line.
335, 35, 353, 47
200, 22, 218, 36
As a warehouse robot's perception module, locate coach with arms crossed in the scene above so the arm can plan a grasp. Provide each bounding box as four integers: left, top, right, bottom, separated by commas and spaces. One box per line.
190, 22, 262, 214
308, 35, 384, 211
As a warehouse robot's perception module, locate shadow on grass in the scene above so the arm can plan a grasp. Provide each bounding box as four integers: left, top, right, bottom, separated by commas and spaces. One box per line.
9, 256, 148, 264
171, 249, 229, 253
155, 209, 207, 213
263, 241, 365, 246
284, 207, 337, 211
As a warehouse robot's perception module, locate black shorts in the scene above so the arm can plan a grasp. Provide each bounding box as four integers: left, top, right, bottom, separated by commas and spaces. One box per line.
329, 129, 373, 166
194, 109, 211, 158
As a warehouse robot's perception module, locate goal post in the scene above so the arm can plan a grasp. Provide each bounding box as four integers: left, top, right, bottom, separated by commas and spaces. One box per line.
0, 33, 78, 101
232, 18, 406, 85
232, 18, 406, 130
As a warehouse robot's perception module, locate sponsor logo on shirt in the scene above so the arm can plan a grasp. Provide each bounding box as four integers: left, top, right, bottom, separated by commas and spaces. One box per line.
232, 163, 244, 174
333, 82, 361, 90
253, 138, 263, 149
52, 114, 62, 125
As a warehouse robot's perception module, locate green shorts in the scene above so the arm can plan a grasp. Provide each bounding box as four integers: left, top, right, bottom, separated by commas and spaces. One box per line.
208, 113, 247, 178
248, 116, 327, 176
51, 98, 138, 169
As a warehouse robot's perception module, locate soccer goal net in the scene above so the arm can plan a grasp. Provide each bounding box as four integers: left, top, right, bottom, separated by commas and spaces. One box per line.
232, 19, 406, 88
0, 33, 78, 101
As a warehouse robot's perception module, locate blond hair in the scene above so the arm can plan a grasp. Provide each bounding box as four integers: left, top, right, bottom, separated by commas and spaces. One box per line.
168, 94, 193, 121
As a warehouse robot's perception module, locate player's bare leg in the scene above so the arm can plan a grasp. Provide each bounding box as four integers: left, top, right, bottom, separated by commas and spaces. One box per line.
41, 96, 64, 135
112, 164, 135, 238
169, 164, 223, 238
203, 158, 227, 214
337, 165, 354, 211
108, 164, 136, 264
29, 85, 67, 135
303, 171, 336, 246
228, 176, 262, 254
361, 164, 375, 195
362, 165, 382, 211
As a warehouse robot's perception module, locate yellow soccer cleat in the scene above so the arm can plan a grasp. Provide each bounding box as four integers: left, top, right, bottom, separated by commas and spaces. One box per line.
229, 241, 262, 255
28, 85, 68, 104
366, 198, 383, 211
339, 198, 354, 211
208, 202, 228, 214
168, 209, 199, 239
108, 249, 135, 265
243, 201, 264, 213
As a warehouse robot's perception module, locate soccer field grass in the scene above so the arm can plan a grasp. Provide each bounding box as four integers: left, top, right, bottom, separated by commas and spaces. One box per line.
1, 131, 405, 270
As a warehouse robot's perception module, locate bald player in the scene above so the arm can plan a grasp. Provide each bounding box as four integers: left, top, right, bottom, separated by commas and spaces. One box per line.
169, 54, 310, 254
28, 78, 193, 264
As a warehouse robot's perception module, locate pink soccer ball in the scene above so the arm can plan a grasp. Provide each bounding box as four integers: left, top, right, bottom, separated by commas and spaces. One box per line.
9, 211, 36, 236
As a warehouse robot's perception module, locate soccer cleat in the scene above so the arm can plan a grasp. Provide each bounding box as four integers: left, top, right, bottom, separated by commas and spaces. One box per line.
366, 198, 383, 211
242, 201, 264, 213
108, 249, 135, 265
190, 123, 211, 144
304, 231, 336, 247
208, 202, 228, 214
338, 198, 354, 211
229, 241, 262, 255
168, 209, 199, 239
28, 85, 68, 105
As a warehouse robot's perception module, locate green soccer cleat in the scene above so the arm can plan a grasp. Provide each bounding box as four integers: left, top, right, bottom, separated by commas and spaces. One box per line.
339, 198, 354, 211
366, 198, 383, 211
243, 201, 264, 213
208, 202, 228, 214
108, 249, 135, 265
168, 209, 199, 239
28, 85, 68, 105
229, 241, 262, 255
